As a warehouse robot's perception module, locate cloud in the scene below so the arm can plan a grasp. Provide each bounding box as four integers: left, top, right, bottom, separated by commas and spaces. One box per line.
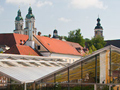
36, 1, 53, 7
0, 6, 4, 13
6, 0, 53, 7
6, 0, 36, 5
70, 0, 107, 9
58, 17, 71, 22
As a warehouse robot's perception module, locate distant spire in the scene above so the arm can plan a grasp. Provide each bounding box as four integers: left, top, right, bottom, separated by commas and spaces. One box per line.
95, 17, 103, 30
26, 6, 35, 19
15, 9, 23, 21
18, 9, 21, 16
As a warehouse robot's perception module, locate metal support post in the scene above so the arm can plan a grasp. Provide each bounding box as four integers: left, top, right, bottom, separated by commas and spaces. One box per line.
95, 55, 98, 83
24, 83, 27, 90
109, 47, 112, 83
109, 85, 111, 90
68, 67, 70, 90
81, 62, 83, 90
94, 84, 97, 90
33, 82, 36, 90
40, 80, 43, 90
54, 73, 56, 90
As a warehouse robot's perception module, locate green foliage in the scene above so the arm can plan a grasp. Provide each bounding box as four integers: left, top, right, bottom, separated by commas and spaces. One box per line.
86, 36, 106, 53
91, 36, 106, 50
43, 35, 49, 37
67, 29, 85, 47
89, 45, 97, 54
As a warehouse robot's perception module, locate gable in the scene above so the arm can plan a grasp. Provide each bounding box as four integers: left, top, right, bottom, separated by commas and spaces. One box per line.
34, 35, 81, 56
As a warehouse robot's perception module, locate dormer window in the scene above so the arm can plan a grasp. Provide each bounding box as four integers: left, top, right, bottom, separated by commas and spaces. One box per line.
38, 45, 40, 50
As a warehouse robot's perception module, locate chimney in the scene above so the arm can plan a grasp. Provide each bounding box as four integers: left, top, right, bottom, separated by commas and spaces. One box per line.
49, 34, 51, 38
38, 32, 41, 36
59, 37, 62, 40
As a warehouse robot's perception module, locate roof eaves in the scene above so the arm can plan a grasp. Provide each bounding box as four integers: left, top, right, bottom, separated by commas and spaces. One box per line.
0, 71, 22, 84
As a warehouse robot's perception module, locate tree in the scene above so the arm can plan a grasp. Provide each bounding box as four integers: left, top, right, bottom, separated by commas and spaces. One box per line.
85, 36, 106, 53
67, 29, 85, 47
91, 36, 106, 50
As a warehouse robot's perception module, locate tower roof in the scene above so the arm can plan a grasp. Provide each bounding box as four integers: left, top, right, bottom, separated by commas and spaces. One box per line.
53, 29, 58, 33
26, 7, 35, 19
95, 17, 103, 30
15, 9, 23, 21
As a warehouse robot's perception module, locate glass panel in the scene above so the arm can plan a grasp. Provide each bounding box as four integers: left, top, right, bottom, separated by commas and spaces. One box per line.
82, 56, 96, 83
42, 75, 54, 83
69, 63, 81, 83
56, 69, 68, 83
111, 51, 120, 84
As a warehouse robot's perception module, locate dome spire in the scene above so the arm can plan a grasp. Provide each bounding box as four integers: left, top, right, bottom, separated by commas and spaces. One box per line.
15, 9, 23, 21
18, 9, 21, 16
95, 16, 103, 30
26, 6, 35, 19
28, 6, 32, 14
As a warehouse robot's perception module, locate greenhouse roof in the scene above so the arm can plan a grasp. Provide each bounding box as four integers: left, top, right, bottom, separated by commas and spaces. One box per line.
0, 53, 70, 84
0, 67, 61, 83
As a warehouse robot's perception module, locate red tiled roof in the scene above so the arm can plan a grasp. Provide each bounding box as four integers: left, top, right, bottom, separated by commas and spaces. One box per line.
13, 33, 28, 45
66, 41, 85, 56
35, 35, 82, 56
0, 33, 28, 47
5, 44, 39, 56
66, 41, 83, 49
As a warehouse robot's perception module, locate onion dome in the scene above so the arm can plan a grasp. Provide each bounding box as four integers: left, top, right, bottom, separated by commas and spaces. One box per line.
53, 29, 58, 38
95, 17, 103, 29
26, 7, 35, 19
53, 29, 58, 33
15, 9, 23, 21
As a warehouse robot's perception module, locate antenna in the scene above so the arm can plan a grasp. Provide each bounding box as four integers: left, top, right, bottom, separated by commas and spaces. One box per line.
29, 3, 31, 6
19, 5, 20, 9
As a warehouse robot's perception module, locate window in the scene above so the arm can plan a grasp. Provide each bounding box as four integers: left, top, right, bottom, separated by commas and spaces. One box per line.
21, 25, 22, 29
38, 46, 40, 50
25, 31, 27, 35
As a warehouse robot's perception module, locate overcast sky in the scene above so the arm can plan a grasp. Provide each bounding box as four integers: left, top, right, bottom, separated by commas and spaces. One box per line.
0, 0, 119, 40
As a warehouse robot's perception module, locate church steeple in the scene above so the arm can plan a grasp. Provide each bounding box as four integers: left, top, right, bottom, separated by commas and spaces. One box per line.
14, 9, 24, 34
94, 17, 103, 37
24, 6, 37, 40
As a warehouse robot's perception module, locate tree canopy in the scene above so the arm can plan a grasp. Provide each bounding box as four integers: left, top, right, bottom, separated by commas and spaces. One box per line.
67, 29, 85, 47
86, 36, 106, 53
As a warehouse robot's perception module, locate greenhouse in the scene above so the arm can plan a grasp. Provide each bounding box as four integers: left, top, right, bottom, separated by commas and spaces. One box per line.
35, 45, 120, 90
0, 45, 120, 90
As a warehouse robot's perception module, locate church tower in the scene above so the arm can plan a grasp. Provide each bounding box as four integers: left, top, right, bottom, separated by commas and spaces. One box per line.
53, 29, 59, 39
94, 17, 103, 37
24, 6, 37, 41
14, 9, 24, 34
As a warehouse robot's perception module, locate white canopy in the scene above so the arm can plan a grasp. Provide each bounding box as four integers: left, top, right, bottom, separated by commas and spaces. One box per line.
0, 67, 62, 83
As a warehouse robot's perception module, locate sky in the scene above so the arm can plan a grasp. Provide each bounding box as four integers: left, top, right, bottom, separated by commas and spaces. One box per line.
0, 0, 119, 40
